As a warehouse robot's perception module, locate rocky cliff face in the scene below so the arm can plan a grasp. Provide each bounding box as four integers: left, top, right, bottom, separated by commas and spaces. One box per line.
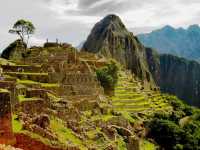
83, 14, 155, 88
138, 25, 200, 62
159, 54, 200, 106
146, 48, 200, 106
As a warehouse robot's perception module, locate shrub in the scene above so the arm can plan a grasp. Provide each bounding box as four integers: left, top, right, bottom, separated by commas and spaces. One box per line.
148, 119, 184, 149
96, 59, 119, 91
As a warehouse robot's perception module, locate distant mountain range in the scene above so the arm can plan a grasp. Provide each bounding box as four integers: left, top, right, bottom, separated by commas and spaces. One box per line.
138, 25, 200, 62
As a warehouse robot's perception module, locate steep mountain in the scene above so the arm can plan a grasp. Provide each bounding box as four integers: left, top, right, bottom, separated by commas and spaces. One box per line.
138, 25, 200, 62
82, 14, 156, 89
146, 48, 200, 106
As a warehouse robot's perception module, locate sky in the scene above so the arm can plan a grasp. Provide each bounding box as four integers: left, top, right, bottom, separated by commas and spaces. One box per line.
0, 0, 200, 50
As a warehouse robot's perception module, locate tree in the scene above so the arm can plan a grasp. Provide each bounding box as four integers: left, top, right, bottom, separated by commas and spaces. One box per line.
9, 19, 35, 63
96, 59, 119, 93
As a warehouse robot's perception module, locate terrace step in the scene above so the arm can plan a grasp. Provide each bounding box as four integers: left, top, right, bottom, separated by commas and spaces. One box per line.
112, 93, 144, 99
112, 99, 149, 104
113, 103, 150, 109
115, 108, 151, 113
4, 72, 49, 83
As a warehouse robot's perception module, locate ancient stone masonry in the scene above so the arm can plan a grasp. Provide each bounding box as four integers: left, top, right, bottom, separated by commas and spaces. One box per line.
0, 81, 16, 108
1, 65, 42, 73
62, 73, 97, 85
0, 90, 16, 145
4, 72, 49, 83
58, 73, 103, 96
20, 99, 47, 114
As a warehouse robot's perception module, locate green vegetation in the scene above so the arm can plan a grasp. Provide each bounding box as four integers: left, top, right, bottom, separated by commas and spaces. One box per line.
18, 95, 39, 102
47, 92, 61, 102
50, 117, 87, 150
91, 114, 114, 122
17, 79, 60, 88
12, 114, 23, 133
9, 19, 35, 63
117, 136, 127, 150
0, 88, 9, 93
141, 140, 156, 150
41, 83, 60, 88
0, 58, 15, 65
120, 111, 136, 123
96, 59, 119, 91
147, 95, 200, 150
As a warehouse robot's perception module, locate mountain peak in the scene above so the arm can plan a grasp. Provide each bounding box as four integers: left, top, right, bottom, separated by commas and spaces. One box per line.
162, 25, 175, 32
83, 15, 156, 89
103, 14, 121, 21
97, 14, 127, 32
188, 24, 200, 31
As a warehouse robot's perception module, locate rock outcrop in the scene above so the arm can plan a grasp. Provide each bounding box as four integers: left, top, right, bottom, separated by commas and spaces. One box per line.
82, 14, 156, 89
1, 40, 26, 60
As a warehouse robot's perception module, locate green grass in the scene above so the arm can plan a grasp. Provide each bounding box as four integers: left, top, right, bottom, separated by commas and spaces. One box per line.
141, 140, 156, 150
0, 88, 9, 93
17, 79, 39, 84
91, 115, 114, 122
12, 114, 23, 133
17, 79, 60, 88
50, 117, 87, 150
112, 96, 145, 101
117, 136, 127, 150
120, 111, 135, 123
0, 58, 15, 65
41, 83, 60, 88
47, 93, 61, 102
18, 95, 40, 102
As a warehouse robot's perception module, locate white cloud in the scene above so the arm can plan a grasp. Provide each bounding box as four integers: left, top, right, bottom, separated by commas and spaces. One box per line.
0, 0, 200, 51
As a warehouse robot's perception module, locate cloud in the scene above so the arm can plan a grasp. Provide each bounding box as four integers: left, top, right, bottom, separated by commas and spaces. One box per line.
1, 0, 200, 51
65, 0, 133, 16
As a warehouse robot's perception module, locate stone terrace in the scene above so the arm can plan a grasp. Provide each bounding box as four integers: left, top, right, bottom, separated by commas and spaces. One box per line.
111, 71, 172, 115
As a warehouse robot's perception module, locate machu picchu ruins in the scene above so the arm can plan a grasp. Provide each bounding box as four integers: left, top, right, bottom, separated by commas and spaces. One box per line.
0, 39, 174, 150
1, 7, 200, 150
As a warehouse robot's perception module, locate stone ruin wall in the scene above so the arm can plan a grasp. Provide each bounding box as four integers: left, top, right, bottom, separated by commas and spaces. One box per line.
1, 65, 42, 73
59, 73, 104, 96
19, 100, 47, 115
0, 81, 17, 108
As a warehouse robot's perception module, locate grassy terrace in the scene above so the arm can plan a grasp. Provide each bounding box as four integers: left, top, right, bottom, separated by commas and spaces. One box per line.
5, 72, 48, 76
111, 71, 171, 115
17, 79, 60, 88
111, 71, 150, 113
79, 111, 127, 149
0, 88, 10, 93
50, 117, 87, 150
18, 95, 42, 102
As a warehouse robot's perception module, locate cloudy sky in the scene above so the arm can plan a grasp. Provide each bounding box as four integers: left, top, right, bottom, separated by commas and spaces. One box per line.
0, 0, 200, 50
